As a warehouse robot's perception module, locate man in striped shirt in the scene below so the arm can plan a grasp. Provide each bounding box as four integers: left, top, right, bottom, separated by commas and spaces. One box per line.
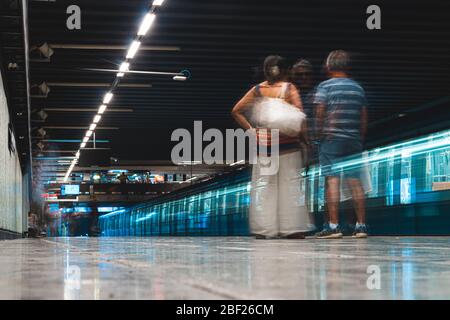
314, 50, 368, 239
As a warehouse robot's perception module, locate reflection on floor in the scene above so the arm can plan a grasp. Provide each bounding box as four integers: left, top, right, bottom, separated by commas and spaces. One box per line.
1, 237, 449, 299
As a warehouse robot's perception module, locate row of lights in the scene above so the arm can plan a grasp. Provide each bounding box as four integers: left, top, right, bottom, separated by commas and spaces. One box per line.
64, 0, 166, 181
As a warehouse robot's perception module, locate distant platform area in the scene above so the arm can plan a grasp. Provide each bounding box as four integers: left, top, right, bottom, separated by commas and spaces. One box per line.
1, 237, 449, 299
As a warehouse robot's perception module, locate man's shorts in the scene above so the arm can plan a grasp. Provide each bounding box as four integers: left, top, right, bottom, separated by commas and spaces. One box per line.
319, 138, 363, 178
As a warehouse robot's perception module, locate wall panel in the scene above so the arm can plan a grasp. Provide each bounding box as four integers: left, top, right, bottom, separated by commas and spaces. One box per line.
0, 73, 25, 234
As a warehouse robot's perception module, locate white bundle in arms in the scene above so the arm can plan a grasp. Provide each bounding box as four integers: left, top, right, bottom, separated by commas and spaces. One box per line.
252, 97, 306, 137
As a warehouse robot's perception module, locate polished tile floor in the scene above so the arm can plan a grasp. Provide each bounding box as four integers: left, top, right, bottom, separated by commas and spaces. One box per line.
1, 237, 449, 300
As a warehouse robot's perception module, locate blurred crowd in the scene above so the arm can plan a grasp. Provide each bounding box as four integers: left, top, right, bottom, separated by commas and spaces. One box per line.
232, 50, 368, 239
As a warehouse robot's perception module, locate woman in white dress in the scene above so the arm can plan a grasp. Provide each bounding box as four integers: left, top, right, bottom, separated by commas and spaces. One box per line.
231, 55, 315, 239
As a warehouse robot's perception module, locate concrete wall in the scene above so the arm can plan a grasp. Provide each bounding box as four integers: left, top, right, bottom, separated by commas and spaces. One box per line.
0, 72, 25, 235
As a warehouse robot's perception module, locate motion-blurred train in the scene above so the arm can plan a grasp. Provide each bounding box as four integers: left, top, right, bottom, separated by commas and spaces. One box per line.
99, 130, 450, 236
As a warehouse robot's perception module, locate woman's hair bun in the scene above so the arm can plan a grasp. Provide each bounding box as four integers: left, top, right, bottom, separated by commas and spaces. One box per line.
263, 55, 287, 84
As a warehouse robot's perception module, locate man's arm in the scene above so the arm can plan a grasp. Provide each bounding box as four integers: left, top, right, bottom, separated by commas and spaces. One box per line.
315, 103, 326, 141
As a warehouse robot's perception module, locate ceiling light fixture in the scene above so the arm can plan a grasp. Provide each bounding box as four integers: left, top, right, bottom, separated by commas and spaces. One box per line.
173, 75, 187, 81
103, 92, 113, 104
63, 1, 167, 182
98, 105, 107, 114
153, 0, 165, 6
137, 13, 156, 36
126, 40, 141, 59
119, 62, 130, 72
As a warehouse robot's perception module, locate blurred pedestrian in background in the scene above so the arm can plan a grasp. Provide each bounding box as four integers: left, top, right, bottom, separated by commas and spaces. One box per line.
27, 211, 39, 238
291, 59, 321, 226
118, 172, 129, 184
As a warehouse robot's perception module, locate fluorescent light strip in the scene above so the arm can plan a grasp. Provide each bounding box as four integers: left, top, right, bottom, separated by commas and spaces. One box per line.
126, 40, 141, 59
93, 115, 101, 123
119, 62, 130, 72
103, 92, 113, 104
98, 105, 107, 114
138, 13, 156, 36
64, 5, 164, 181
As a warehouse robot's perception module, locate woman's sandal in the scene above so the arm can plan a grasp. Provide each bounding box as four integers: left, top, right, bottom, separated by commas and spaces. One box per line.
284, 232, 306, 239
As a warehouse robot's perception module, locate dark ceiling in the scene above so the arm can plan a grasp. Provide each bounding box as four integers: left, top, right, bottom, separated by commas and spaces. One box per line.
26, 0, 450, 176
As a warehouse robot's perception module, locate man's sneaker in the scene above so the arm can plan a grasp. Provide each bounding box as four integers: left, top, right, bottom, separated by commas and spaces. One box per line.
315, 226, 343, 239
352, 225, 368, 238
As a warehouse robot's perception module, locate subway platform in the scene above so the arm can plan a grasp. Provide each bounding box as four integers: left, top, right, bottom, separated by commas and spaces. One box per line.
1, 237, 450, 300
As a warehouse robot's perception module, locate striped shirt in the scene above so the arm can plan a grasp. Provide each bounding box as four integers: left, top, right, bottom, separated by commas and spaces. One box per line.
313, 77, 367, 140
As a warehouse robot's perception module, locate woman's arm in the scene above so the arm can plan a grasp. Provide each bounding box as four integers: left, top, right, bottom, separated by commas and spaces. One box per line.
231, 87, 256, 130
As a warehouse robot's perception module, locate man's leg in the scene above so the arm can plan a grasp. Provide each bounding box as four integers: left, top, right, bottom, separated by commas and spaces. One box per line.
346, 178, 366, 224
346, 178, 368, 238
315, 175, 343, 239
316, 139, 343, 238
326, 176, 340, 224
